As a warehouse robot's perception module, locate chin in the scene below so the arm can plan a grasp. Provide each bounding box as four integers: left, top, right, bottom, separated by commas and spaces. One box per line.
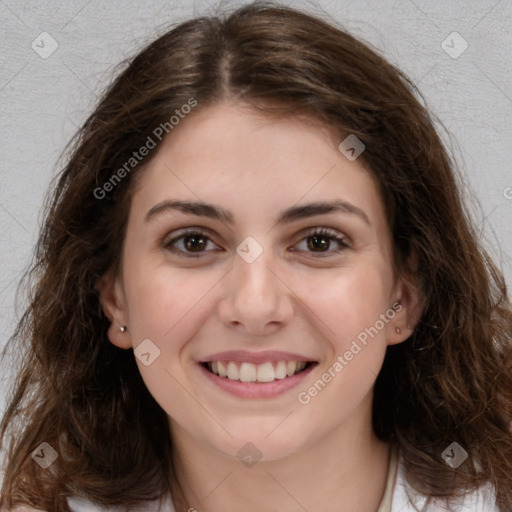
217, 429, 306, 463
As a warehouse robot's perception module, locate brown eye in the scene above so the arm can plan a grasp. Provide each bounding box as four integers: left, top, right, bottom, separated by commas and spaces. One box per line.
307, 234, 331, 252
182, 233, 207, 252
163, 229, 219, 257
292, 227, 350, 257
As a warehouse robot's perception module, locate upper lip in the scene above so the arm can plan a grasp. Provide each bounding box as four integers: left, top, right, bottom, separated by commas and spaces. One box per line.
199, 350, 316, 364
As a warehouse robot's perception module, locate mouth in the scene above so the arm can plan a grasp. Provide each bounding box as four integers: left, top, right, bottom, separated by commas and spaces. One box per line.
201, 360, 316, 383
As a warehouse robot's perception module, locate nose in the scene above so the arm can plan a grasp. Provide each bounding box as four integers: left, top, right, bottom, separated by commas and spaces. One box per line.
217, 251, 295, 335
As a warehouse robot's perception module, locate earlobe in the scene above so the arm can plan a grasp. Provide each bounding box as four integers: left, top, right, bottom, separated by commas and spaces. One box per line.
387, 272, 424, 346
96, 272, 132, 349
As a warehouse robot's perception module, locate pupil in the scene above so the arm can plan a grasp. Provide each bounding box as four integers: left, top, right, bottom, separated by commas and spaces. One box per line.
308, 235, 329, 251
185, 234, 206, 252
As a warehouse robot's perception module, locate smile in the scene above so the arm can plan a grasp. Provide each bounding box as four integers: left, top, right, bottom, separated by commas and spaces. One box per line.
203, 360, 312, 383
198, 358, 319, 399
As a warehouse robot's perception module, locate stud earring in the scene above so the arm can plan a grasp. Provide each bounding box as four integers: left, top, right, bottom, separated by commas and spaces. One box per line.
120, 325, 127, 333
396, 327, 401, 334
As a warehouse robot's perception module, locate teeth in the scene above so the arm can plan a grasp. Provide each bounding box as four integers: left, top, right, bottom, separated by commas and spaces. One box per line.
256, 362, 274, 382
227, 362, 239, 380
217, 361, 227, 377
275, 361, 288, 379
286, 361, 297, 376
240, 362, 257, 382
207, 360, 308, 382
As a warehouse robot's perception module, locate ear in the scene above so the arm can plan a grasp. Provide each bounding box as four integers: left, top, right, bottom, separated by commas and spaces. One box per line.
96, 271, 132, 350
386, 270, 424, 346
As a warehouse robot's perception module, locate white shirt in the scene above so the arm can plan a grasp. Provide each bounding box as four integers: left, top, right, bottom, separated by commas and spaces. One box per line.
382, 445, 500, 512
67, 447, 500, 512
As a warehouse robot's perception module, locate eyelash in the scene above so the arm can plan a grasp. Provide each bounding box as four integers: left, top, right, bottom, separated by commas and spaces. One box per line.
162, 227, 350, 259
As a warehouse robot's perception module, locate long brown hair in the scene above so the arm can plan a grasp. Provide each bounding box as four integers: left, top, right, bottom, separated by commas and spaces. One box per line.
1, 2, 511, 511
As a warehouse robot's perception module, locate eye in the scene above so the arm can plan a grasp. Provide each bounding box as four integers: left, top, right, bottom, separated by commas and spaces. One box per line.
291, 227, 350, 257
162, 228, 220, 258
162, 226, 350, 259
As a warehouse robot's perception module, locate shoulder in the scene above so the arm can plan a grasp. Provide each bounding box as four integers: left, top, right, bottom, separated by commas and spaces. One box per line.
66, 493, 175, 512
3, 493, 176, 512
2, 507, 46, 512
2, 491, 176, 512
391, 453, 500, 512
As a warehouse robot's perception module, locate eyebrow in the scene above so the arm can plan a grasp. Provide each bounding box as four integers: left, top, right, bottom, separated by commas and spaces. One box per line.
144, 199, 371, 226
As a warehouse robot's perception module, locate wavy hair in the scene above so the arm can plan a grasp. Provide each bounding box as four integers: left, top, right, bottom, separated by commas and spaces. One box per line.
1, 2, 511, 511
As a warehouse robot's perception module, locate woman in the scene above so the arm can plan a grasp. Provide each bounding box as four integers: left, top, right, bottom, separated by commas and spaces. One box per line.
1, 2, 511, 511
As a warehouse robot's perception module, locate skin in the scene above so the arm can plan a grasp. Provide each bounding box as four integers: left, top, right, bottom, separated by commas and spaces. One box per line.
99, 100, 422, 512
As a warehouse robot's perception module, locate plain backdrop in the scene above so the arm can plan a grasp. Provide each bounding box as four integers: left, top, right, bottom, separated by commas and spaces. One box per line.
1, 0, 511, 475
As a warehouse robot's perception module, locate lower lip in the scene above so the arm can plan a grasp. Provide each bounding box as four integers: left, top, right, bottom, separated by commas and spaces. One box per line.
198, 363, 317, 399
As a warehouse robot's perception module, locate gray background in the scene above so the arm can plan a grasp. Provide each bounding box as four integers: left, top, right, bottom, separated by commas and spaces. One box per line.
1, 0, 511, 477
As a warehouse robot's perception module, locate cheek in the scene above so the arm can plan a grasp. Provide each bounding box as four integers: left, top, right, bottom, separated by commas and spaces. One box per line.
296, 261, 393, 343
121, 262, 222, 409
294, 266, 393, 422
121, 265, 213, 419
123, 261, 217, 341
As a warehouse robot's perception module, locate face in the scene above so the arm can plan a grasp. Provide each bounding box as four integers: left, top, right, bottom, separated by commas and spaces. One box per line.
100, 100, 419, 462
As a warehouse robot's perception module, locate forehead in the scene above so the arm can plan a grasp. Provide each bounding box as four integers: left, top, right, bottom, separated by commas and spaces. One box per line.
130, 101, 388, 233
